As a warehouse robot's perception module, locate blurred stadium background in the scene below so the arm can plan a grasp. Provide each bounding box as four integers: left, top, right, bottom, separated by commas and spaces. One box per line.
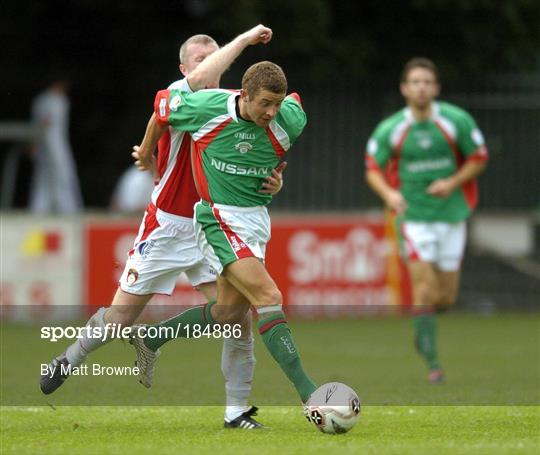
1, 0, 539, 311
1, 0, 539, 405
1, 2, 539, 452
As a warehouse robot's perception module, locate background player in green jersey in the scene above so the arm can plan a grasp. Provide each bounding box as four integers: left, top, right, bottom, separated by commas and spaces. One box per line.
135, 61, 318, 411
365, 58, 489, 383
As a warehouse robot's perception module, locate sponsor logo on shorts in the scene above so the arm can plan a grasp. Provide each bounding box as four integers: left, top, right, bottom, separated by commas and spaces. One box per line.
126, 268, 139, 286
137, 240, 155, 259
229, 235, 247, 253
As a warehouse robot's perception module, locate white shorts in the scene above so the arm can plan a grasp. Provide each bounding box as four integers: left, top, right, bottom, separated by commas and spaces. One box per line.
193, 200, 271, 274
120, 204, 217, 295
401, 221, 467, 271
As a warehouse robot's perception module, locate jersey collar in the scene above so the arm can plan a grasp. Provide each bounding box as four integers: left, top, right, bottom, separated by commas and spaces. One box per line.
227, 92, 240, 122
404, 101, 440, 123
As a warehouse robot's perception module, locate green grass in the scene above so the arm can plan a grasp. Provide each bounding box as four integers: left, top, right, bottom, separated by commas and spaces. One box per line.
1, 313, 539, 453
1, 406, 538, 454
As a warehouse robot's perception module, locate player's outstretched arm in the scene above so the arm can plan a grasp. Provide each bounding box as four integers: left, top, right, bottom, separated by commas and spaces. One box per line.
187, 24, 273, 91
366, 170, 407, 215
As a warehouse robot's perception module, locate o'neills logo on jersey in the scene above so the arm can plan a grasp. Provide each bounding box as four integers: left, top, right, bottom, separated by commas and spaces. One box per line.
234, 142, 253, 154
235, 132, 255, 140
211, 158, 269, 176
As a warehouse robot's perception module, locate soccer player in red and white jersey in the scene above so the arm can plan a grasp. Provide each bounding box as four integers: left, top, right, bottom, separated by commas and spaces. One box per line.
41, 25, 283, 429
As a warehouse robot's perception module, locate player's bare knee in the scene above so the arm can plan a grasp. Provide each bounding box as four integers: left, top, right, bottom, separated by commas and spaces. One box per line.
437, 292, 456, 309
258, 287, 282, 308
438, 296, 450, 308
416, 282, 438, 306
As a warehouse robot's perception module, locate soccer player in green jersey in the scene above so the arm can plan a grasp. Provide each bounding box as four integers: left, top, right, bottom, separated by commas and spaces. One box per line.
365, 58, 489, 383
41, 26, 282, 429
135, 61, 318, 410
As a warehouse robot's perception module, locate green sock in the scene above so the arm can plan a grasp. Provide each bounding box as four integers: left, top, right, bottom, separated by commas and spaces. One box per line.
257, 312, 317, 402
143, 301, 216, 351
412, 313, 440, 370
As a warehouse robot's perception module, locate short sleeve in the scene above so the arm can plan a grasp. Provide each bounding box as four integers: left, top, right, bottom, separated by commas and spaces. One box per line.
153, 89, 203, 133
455, 111, 489, 160
279, 94, 307, 146
365, 126, 392, 172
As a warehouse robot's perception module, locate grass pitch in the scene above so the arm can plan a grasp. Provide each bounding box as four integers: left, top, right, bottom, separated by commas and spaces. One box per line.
2, 406, 538, 454
1, 312, 539, 453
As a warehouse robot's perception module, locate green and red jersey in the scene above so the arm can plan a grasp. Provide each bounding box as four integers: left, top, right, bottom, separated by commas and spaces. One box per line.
154, 88, 306, 207
366, 101, 489, 222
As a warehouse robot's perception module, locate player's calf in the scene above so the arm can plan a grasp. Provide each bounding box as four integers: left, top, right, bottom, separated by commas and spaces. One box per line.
255, 304, 317, 403
106, 303, 145, 327
211, 303, 249, 328
64, 307, 114, 367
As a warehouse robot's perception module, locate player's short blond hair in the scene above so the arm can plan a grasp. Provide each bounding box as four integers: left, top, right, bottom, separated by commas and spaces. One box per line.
401, 57, 440, 83
241, 61, 288, 97
179, 34, 218, 63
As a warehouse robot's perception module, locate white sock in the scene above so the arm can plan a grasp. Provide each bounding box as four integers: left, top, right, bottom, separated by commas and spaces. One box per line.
222, 336, 255, 421
65, 307, 111, 366
225, 405, 251, 422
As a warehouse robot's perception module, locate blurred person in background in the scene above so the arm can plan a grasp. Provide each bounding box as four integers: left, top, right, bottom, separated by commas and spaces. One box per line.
29, 77, 83, 213
365, 57, 488, 383
110, 165, 154, 215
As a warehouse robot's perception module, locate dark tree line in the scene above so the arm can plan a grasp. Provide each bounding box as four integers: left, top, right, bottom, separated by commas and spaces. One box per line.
1, 0, 539, 207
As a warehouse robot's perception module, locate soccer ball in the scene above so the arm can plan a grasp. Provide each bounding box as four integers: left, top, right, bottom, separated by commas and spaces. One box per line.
305, 382, 361, 434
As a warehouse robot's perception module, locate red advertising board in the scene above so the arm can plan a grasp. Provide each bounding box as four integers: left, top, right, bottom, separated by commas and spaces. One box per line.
267, 215, 411, 316
84, 215, 411, 317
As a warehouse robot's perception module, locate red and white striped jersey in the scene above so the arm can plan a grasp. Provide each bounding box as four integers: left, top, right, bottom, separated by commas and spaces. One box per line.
150, 78, 199, 218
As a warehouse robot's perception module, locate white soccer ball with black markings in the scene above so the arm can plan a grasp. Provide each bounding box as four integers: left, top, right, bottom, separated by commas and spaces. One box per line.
305, 382, 361, 434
